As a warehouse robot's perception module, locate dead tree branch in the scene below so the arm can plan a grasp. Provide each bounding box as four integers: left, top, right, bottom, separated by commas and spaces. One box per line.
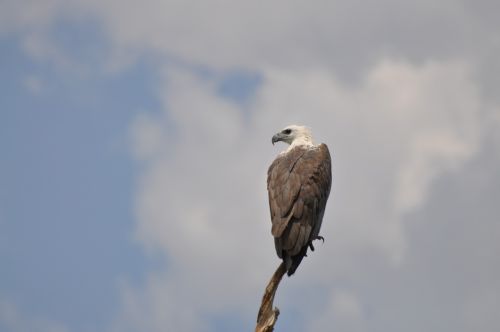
255, 262, 287, 332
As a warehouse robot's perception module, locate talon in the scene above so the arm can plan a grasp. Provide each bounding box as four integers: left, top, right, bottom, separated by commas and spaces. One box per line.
309, 242, 315, 251
314, 235, 325, 243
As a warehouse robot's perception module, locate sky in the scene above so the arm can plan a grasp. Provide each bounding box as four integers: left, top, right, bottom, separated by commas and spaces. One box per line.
1, 1, 499, 332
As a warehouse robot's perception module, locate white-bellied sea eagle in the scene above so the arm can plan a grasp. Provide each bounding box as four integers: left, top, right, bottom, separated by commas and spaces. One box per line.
267, 125, 332, 276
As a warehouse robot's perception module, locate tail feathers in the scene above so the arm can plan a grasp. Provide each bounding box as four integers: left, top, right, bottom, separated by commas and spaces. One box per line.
284, 246, 308, 276
284, 255, 293, 274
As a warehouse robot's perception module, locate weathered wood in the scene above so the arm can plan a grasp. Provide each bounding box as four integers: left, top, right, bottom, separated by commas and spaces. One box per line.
255, 262, 287, 332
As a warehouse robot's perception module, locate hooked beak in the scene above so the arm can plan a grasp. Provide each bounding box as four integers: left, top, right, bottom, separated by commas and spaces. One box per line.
271, 133, 285, 145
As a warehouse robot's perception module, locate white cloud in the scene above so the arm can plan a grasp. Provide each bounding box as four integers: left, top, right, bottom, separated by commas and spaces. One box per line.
130, 113, 166, 161
310, 289, 365, 332
4, 0, 499, 78
332, 290, 362, 320
121, 68, 275, 331
464, 287, 500, 331
109, 276, 206, 332
23, 75, 44, 95
119, 58, 487, 331
0, 0, 62, 34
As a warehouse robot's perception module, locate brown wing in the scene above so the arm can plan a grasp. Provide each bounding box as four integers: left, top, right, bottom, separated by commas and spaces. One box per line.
267, 144, 332, 262
267, 147, 308, 238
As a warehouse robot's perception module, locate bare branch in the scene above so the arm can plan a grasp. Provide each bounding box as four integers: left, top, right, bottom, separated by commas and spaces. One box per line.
255, 262, 287, 332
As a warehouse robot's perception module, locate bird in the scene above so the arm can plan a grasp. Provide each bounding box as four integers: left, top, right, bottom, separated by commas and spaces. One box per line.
267, 125, 332, 276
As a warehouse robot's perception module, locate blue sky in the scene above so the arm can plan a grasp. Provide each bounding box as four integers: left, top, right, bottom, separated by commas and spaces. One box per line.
1, 1, 500, 332
0, 35, 158, 331
0, 17, 263, 332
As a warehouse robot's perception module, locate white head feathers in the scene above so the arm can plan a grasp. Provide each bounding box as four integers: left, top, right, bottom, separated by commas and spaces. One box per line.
272, 125, 315, 150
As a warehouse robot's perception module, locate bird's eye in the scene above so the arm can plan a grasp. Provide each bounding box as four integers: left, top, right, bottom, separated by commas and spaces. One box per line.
282, 129, 292, 135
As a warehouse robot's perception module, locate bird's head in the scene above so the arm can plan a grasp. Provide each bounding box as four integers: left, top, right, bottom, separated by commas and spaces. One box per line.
272, 125, 314, 147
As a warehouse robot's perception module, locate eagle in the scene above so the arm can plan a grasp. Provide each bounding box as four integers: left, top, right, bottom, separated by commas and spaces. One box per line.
267, 125, 332, 276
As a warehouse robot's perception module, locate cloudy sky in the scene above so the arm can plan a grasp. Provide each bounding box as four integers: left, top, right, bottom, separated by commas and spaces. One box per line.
1, 1, 499, 331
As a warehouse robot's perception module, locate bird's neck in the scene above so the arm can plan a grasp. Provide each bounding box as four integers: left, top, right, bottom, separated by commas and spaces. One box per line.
287, 137, 314, 151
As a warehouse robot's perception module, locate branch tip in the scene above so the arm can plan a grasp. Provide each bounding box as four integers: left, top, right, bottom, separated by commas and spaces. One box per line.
255, 262, 287, 332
